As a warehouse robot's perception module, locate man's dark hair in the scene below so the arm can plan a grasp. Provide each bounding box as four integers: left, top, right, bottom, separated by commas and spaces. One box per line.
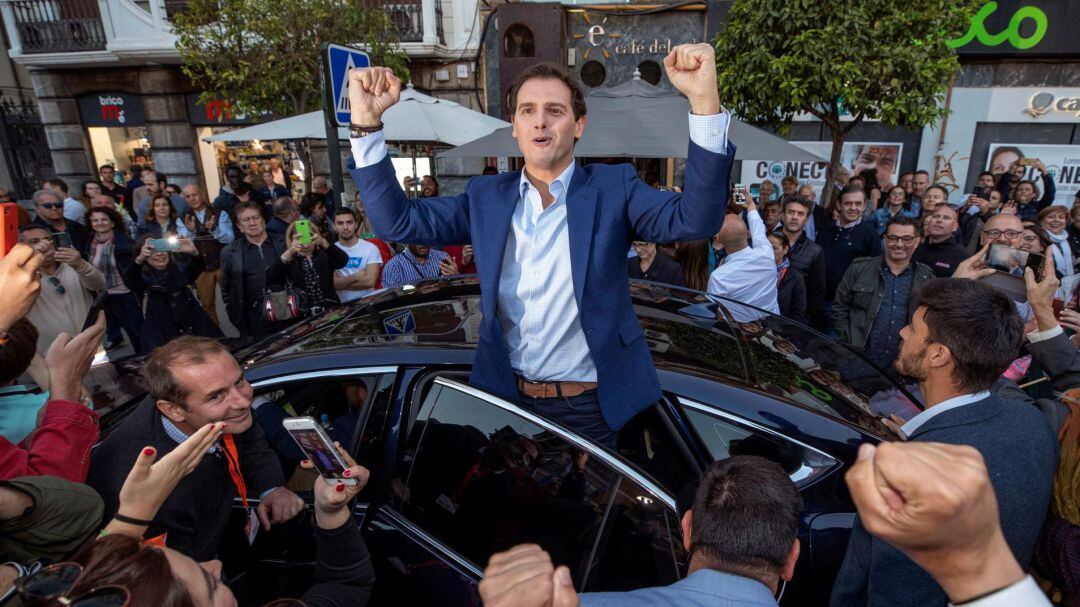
978, 171, 995, 180
767, 231, 790, 250
482, 166, 498, 175
885, 214, 921, 237
299, 192, 326, 216
0, 319, 38, 384
782, 195, 813, 213
234, 200, 263, 219
98, 164, 115, 172
333, 207, 358, 221
924, 184, 949, 200
839, 184, 866, 202
507, 62, 587, 120
913, 278, 1023, 392
44, 178, 69, 194
143, 336, 233, 405
224, 164, 243, 177
899, 171, 913, 180
18, 224, 49, 236
914, 169, 931, 178
690, 455, 802, 579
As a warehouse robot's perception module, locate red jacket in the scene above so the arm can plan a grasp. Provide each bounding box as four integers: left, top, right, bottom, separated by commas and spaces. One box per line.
0, 399, 99, 482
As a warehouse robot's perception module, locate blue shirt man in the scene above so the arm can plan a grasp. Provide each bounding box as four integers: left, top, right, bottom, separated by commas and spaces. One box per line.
346, 48, 734, 446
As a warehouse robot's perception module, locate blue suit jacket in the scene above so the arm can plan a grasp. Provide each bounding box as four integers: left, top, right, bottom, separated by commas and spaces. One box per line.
829, 394, 1058, 606
349, 140, 734, 430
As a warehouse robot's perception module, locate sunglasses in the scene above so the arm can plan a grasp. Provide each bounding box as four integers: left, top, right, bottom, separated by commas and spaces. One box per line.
16, 562, 130, 606
47, 276, 66, 295
38, 202, 63, 210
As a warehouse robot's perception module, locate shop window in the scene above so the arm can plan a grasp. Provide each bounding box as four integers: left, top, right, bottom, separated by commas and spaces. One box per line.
87, 126, 152, 184
637, 60, 662, 86
503, 24, 535, 58
580, 61, 606, 88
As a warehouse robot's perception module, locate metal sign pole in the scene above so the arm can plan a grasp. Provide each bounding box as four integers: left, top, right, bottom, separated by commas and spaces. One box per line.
320, 42, 347, 208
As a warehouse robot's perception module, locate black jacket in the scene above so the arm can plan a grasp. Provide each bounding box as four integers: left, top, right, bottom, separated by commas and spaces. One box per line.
124, 256, 222, 351
776, 265, 807, 324
786, 231, 826, 317
912, 239, 970, 278
298, 518, 376, 606
86, 399, 286, 561
269, 244, 349, 310
627, 253, 684, 287
33, 216, 89, 256
220, 233, 288, 336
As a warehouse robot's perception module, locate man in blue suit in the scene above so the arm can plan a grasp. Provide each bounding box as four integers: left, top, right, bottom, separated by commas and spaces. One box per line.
346, 44, 735, 446
830, 277, 1058, 606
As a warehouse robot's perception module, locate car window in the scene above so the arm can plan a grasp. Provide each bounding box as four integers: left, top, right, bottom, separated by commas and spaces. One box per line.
392, 382, 667, 582
581, 477, 686, 593
681, 401, 838, 487
252, 373, 393, 496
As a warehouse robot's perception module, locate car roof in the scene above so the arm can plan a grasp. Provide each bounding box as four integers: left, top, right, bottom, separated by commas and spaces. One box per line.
234, 277, 917, 438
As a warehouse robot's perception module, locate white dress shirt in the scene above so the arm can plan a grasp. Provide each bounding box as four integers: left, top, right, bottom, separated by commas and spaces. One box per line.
900, 390, 990, 438
707, 210, 780, 322
176, 206, 235, 244
350, 110, 731, 382
63, 196, 85, 224
949, 575, 1050, 607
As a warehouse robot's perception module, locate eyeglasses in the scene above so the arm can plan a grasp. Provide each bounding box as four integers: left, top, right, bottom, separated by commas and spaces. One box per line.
884, 235, 917, 244
16, 562, 130, 606
47, 276, 66, 295
38, 202, 63, 210
982, 229, 1022, 240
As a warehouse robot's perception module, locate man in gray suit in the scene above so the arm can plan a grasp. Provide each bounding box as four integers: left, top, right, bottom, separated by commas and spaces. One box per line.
479, 455, 801, 607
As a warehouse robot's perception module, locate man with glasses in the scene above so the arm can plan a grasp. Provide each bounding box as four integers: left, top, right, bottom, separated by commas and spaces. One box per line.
978, 213, 1025, 250
31, 189, 89, 255
18, 225, 105, 353
219, 201, 289, 343
833, 216, 933, 369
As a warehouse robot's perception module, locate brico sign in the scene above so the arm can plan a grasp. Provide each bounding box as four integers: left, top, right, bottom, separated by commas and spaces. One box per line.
77, 93, 146, 128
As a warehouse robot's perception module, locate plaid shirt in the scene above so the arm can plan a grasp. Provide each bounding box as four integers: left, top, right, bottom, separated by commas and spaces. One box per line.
380, 247, 450, 288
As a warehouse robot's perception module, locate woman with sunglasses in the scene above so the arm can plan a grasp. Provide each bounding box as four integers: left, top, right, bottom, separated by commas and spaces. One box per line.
13, 424, 376, 607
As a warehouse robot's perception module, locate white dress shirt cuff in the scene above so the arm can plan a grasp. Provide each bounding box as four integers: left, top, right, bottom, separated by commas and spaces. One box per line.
1027, 324, 1063, 343
949, 576, 1050, 607
688, 110, 731, 153
350, 132, 389, 168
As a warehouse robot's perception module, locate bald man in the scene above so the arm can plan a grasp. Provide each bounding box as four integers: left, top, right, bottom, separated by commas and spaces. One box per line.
707, 195, 779, 322
913, 205, 969, 278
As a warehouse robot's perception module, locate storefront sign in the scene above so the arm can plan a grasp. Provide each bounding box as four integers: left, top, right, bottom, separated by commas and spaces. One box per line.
77, 93, 146, 127
741, 142, 904, 198
1025, 92, 1080, 118
186, 95, 256, 126
569, 11, 700, 62
986, 143, 1080, 205
949, 0, 1080, 56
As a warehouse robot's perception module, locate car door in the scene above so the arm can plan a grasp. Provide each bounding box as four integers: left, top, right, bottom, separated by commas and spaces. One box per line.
364, 377, 687, 606
219, 366, 398, 603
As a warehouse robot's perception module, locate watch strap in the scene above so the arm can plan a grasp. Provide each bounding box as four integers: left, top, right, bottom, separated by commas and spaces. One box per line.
349, 122, 384, 138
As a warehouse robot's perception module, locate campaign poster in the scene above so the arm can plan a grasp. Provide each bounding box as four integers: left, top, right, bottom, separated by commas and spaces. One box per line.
986, 143, 1080, 206
740, 142, 904, 201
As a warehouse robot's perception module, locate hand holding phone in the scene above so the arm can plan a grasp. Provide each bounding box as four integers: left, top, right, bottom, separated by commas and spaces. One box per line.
733, 184, 747, 206
283, 417, 358, 485
52, 232, 72, 250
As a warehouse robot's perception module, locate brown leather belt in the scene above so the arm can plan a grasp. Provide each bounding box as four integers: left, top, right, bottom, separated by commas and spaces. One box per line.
516, 376, 598, 399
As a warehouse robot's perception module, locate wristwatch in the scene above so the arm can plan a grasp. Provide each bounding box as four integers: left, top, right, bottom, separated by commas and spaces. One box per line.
349, 122, 384, 138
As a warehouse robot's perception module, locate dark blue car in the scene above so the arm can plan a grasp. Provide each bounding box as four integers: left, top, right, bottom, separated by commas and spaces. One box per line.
100, 277, 921, 606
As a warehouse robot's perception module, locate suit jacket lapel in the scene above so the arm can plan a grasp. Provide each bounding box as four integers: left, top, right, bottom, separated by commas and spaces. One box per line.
565, 163, 597, 306
909, 396, 1001, 439
479, 174, 520, 328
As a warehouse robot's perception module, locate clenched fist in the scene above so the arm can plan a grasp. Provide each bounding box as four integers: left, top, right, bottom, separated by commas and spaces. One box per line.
663, 43, 721, 115
348, 67, 402, 126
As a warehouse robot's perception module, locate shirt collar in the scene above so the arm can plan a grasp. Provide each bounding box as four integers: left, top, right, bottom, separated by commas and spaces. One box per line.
518, 160, 576, 207
837, 218, 862, 229
900, 391, 990, 438
161, 416, 219, 453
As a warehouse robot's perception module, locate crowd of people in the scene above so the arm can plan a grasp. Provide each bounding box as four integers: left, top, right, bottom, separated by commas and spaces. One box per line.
0, 47, 1077, 607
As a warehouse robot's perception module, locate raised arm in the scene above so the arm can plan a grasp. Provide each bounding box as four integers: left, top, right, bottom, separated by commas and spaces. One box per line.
346, 67, 470, 245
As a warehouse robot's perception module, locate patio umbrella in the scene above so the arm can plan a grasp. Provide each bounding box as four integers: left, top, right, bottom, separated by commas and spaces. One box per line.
203, 84, 509, 147
439, 75, 826, 161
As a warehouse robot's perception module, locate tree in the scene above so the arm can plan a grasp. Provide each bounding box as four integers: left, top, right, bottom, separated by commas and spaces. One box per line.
173, 0, 409, 118
714, 0, 979, 203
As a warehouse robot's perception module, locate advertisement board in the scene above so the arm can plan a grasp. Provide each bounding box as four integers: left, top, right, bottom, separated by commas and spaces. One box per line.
987, 143, 1080, 205
740, 142, 904, 199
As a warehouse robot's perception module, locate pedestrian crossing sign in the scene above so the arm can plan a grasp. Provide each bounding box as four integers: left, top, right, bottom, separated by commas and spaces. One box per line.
326, 44, 370, 127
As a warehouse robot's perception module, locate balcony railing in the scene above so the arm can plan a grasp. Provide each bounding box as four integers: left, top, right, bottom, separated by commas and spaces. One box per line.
8, 0, 107, 53
366, 0, 443, 44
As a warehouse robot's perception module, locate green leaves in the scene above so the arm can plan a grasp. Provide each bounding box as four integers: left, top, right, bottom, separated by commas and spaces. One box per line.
173, 0, 409, 117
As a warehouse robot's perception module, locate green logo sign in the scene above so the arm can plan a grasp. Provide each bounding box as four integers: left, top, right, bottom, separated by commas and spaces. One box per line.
948, 1, 1048, 50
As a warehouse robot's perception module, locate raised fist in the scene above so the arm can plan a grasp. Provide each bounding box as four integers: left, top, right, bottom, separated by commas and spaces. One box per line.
347, 67, 402, 126
663, 43, 721, 115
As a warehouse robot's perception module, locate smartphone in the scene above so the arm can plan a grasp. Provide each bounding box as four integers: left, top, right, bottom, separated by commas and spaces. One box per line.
971, 186, 989, 200
983, 244, 1044, 300
294, 219, 312, 244
82, 291, 107, 332
149, 236, 180, 252
733, 183, 747, 206
0, 203, 17, 257
1018, 158, 1035, 167
52, 232, 71, 250
282, 417, 357, 485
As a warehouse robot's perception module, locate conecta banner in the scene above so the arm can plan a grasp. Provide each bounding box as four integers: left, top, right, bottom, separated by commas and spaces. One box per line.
986, 143, 1080, 205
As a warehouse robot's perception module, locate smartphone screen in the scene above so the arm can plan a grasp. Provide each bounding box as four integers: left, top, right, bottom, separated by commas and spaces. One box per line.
52, 232, 72, 250
285, 424, 352, 482
986, 244, 1043, 280
82, 291, 107, 332
0, 203, 17, 257
733, 184, 747, 206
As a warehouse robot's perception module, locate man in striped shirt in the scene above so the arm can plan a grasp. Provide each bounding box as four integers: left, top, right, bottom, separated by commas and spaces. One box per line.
380, 244, 455, 288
